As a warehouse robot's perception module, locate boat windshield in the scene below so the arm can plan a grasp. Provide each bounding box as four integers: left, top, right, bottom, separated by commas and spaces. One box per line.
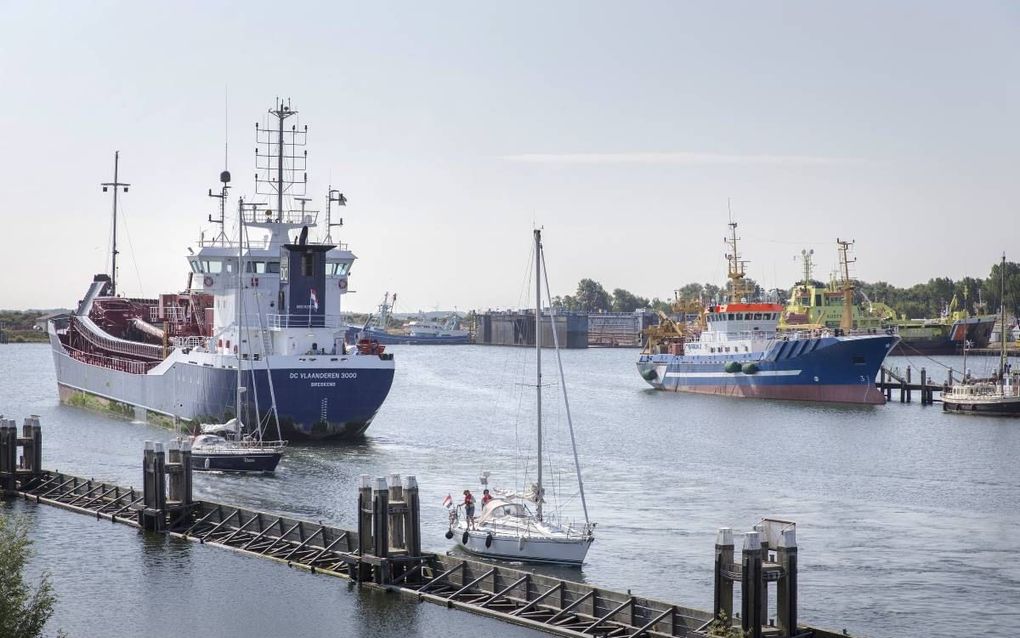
478, 499, 530, 524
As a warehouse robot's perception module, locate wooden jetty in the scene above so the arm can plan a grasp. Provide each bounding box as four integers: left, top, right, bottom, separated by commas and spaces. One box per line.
2, 417, 853, 638
877, 366, 943, 406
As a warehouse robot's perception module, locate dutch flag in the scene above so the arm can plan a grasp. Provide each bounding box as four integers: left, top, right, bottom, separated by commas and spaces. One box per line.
310, 288, 319, 312
442, 494, 453, 508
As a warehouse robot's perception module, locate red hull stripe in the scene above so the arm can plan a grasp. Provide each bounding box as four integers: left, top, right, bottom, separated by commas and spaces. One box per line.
665, 383, 887, 405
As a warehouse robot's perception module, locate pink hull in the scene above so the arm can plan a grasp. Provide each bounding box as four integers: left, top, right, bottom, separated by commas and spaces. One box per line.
666, 383, 887, 405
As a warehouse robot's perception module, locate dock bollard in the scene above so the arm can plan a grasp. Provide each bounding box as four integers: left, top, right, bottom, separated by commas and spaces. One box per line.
713, 528, 734, 623
741, 531, 764, 638
776, 527, 798, 635
140, 441, 168, 532
388, 473, 404, 551
354, 475, 374, 582
403, 475, 421, 560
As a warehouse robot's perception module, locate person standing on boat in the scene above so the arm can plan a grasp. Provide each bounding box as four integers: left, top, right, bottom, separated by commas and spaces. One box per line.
463, 489, 476, 530
481, 489, 493, 507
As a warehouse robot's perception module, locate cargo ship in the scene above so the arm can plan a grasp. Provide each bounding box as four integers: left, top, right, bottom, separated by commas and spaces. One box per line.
781, 246, 996, 355
48, 100, 395, 441
636, 223, 897, 404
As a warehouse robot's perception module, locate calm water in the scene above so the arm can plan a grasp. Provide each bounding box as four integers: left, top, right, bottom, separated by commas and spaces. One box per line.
2, 342, 1019, 638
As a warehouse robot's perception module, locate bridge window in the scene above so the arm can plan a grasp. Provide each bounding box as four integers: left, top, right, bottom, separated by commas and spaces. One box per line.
246, 261, 268, 274
189, 259, 202, 273
202, 259, 223, 274
302, 253, 314, 277
266, 261, 280, 274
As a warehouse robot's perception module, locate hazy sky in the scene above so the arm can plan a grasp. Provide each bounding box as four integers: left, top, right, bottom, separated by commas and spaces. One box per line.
1, 1, 1017, 313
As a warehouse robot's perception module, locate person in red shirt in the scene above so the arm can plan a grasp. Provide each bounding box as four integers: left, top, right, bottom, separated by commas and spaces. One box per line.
481, 489, 493, 507
463, 489, 476, 530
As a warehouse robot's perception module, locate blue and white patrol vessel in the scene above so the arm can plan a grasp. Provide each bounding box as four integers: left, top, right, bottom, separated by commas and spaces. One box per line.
49, 100, 395, 441
637, 222, 898, 405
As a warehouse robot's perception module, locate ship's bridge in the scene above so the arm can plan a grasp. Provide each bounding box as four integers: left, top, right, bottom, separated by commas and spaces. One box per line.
706, 303, 783, 333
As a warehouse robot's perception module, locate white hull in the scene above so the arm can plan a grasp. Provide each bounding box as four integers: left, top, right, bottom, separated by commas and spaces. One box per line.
453, 525, 592, 565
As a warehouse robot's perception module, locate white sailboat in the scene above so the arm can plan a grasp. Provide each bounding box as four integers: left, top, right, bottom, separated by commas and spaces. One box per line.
191, 177, 287, 472
943, 253, 1020, 416
445, 229, 595, 565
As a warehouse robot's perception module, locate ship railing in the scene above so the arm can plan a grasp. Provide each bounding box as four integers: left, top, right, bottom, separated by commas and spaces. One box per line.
170, 336, 208, 350
242, 209, 320, 227
266, 314, 342, 330
64, 345, 158, 375
72, 315, 164, 361
196, 236, 273, 250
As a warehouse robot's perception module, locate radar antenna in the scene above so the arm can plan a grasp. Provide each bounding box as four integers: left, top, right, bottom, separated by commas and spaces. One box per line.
101, 151, 130, 297
208, 170, 232, 244
255, 98, 308, 222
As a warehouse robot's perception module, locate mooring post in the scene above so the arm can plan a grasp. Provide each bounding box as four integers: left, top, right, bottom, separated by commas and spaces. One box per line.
403, 475, 421, 560
140, 442, 168, 532
0, 420, 15, 492
757, 525, 769, 628
713, 527, 734, 623
776, 527, 798, 637
741, 531, 764, 638
167, 439, 182, 503
388, 473, 405, 551
372, 476, 390, 584
920, 368, 927, 405
355, 475, 374, 582
906, 366, 912, 402
181, 440, 193, 506
22, 416, 42, 475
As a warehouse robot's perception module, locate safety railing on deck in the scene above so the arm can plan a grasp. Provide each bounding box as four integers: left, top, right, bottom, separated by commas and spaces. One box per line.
64, 345, 159, 375
267, 314, 342, 330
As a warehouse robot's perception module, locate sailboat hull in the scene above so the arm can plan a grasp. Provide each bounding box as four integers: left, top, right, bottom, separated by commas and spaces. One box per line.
192, 450, 283, 473
942, 396, 1020, 416
454, 527, 592, 566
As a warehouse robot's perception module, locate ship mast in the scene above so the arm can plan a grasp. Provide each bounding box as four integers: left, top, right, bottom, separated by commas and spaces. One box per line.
255, 99, 307, 223
101, 151, 130, 297
725, 219, 748, 304
837, 238, 856, 332
325, 187, 346, 244
534, 228, 544, 522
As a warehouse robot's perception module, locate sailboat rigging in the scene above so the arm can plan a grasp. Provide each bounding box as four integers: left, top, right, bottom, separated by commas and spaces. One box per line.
942, 253, 1020, 416
189, 176, 288, 472
445, 229, 595, 565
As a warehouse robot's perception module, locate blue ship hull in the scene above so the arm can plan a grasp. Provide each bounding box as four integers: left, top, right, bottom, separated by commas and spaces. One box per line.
345, 326, 470, 345
637, 334, 897, 405
50, 330, 395, 442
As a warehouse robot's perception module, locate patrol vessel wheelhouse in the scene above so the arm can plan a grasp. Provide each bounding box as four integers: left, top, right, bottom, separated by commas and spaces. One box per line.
49, 100, 395, 440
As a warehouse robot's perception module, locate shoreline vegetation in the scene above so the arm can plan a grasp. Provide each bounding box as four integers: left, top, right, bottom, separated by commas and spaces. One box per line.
3, 258, 1017, 339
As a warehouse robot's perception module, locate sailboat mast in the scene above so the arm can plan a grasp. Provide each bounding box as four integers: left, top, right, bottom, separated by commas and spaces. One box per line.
534, 228, 543, 522
236, 197, 245, 427
1000, 253, 1007, 387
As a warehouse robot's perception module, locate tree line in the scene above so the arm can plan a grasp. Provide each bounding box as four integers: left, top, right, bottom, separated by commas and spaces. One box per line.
551, 260, 1020, 319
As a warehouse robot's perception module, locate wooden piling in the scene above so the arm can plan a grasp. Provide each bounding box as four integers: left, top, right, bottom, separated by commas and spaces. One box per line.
403, 475, 421, 559
741, 531, 764, 638
776, 528, 797, 636
713, 528, 734, 622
